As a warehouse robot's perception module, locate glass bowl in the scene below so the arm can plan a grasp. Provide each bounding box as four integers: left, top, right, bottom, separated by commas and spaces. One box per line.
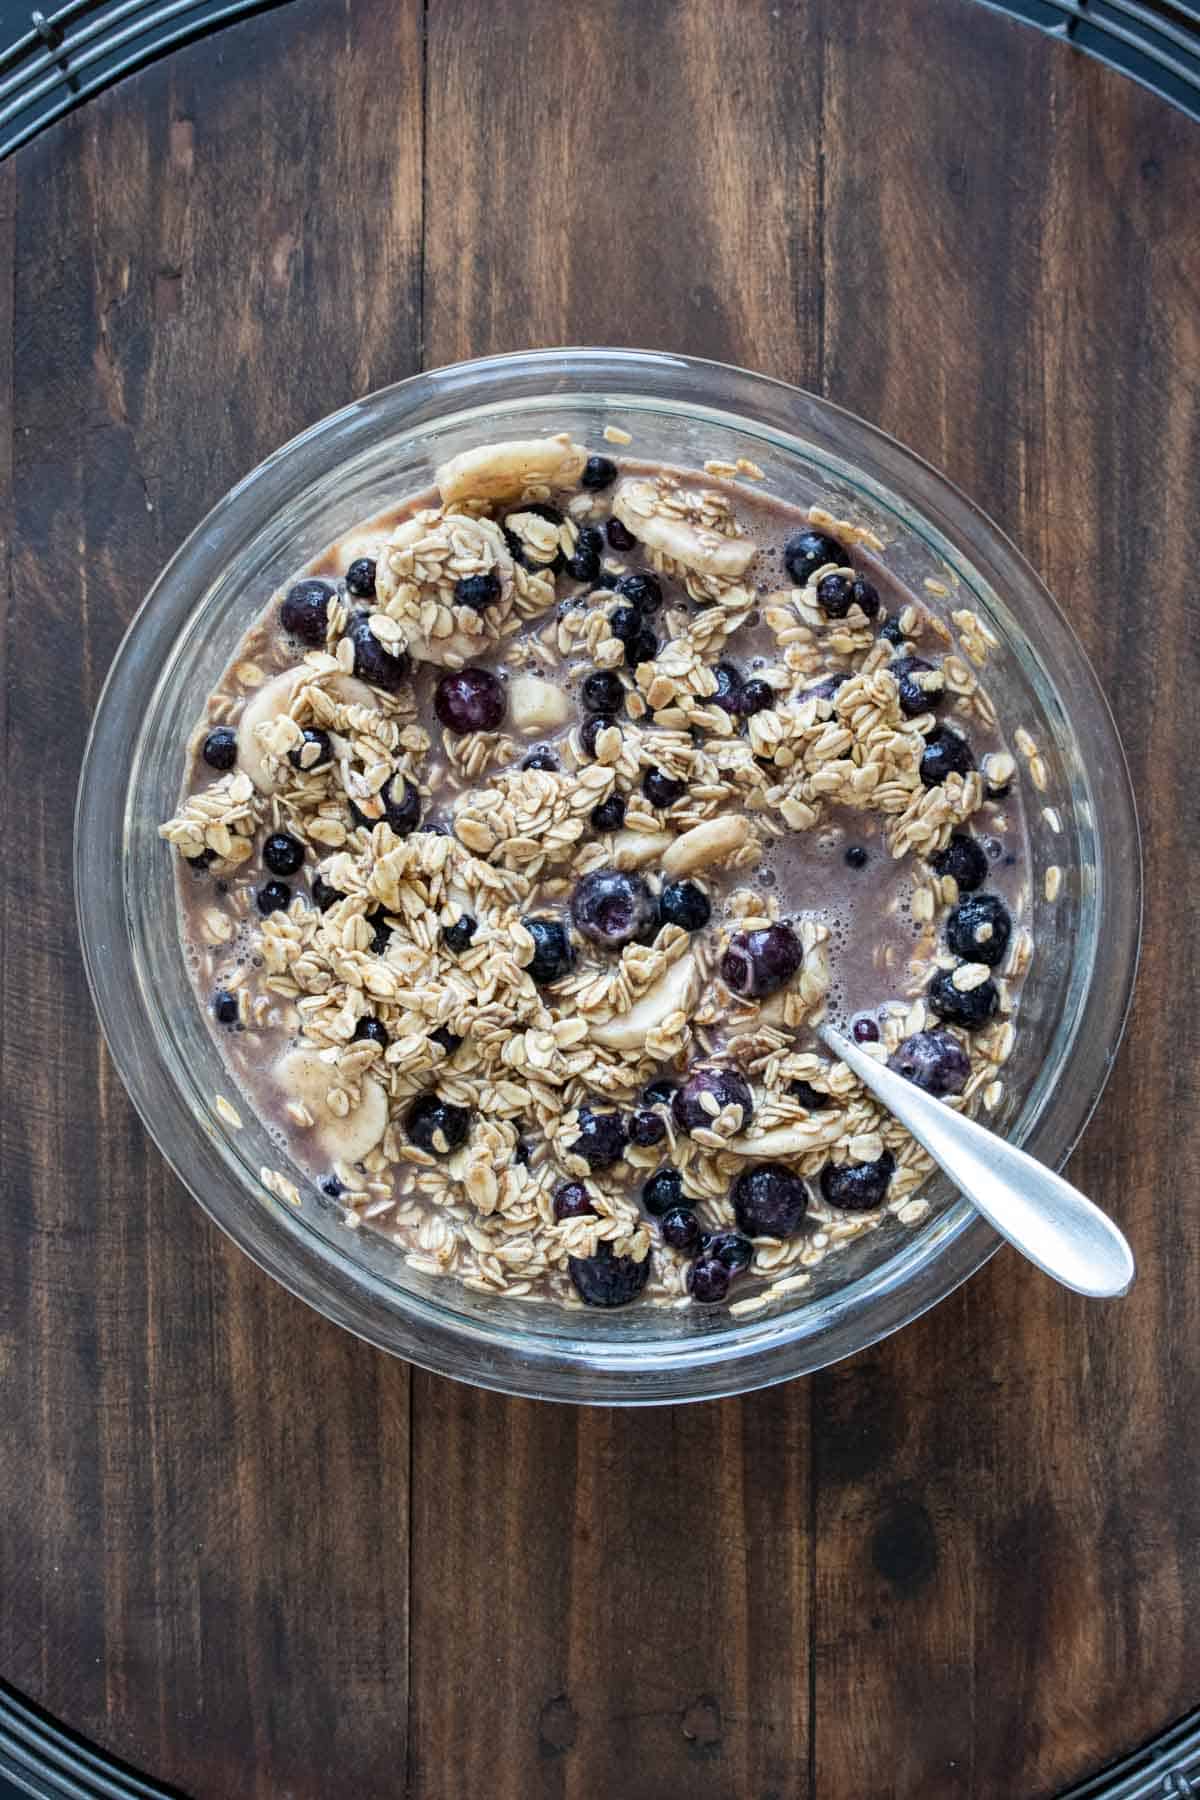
75, 349, 1140, 1404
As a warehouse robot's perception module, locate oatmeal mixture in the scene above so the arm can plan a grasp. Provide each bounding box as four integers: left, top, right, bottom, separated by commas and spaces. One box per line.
160, 432, 1033, 1314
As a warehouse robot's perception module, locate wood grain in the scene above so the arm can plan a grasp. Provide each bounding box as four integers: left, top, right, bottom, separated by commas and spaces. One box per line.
1, 0, 1198, 1796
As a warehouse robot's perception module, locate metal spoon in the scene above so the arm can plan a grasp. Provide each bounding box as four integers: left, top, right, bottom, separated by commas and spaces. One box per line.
819, 1024, 1135, 1299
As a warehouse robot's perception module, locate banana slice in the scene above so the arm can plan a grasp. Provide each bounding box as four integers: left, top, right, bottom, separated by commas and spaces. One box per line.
589, 953, 699, 1051
274, 1047, 389, 1164
661, 815, 749, 878
612, 479, 758, 580
436, 436, 588, 507
509, 674, 571, 734
237, 669, 378, 793
610, 829, 674, 870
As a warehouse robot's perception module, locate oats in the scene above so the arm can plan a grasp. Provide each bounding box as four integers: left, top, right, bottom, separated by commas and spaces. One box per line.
214, 1095, 243, 1129
603, 425, 633, 445
1044, 865, 1062, 902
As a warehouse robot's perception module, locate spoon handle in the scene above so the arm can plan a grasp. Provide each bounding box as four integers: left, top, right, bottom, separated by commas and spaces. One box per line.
819, 1025, 1135, 1299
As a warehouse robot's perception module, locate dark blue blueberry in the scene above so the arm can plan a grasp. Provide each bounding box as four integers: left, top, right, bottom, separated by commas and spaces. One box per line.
345, 557, 377, 599
852, 1016, 880, 1044
804, 672, 849, 705
380, 776, 421, 836
202, 727, 238, 771
568, 1241, 650, 1308
879, 615, 905, 646
845, 845, 869, 869
263, 832, 304, 877
348, 610, 411, 693
565, 526, 604, 583
311, 874, 343, 912
946, 893, 1011, 966
891, 655, 942, 718
581, 668, 626, 713
661, 1206, 702, 1252
887, 1029, 970, 1097
626, 623, 658, 667
570, 867, 657, 950
672, 1065, 755, 1134
614, 570, 663, 613
595, 571, 620, 590
522, 746, 560, 771
606, 517, 637, 552
441, 914, 477, 954
522, 916, 575, 984
708, 1231, 753, 1273
815, 572, 879, 619
788, 1079, 828, 1110
783, 529, 846, 587
280, 578, 334, 645
819, 1151, 896, 1213
502, 524, 530, 568
609, 604, 641, 645
434, 667, 506, 734
642, 1167, 686, 1216
353, 1017, 389, 1047
455, 569, 502, 611
406, 1092, 471, 1153
580, 712, 618, 757
320, 1175, 344, 1199
642, 766, 685, 808
517, 501, 565, 526
429, 1025, 462, 1055
733, 1163, 809, 1238
931, 833, 988, 893
738, 679, 774, 717
367, 910, 392, 955
688, 1256, 731, 1304
927, 966, 999, 1028
256, 880, 291, 915
554, 1180, 594, 1221
721, 923, 803, 999
713, 662, 743, 713
629, 1109, 666, 1148
581, 454, 619, 490
212, 988, 239, 1025
514, 1139, 532, 1167
289, 727, 333, 771
642, 1078, 676, 1107
920, 726, 976, 789
571, 1107, 629, 1170
659, 881, 711, 933
590, 792, 626, 832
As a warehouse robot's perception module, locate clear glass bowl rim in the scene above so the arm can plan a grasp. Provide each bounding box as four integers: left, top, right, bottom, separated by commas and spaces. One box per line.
75, 348, 1142, 1404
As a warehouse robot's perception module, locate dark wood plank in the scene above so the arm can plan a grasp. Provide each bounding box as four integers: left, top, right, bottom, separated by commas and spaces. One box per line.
0, 3, 423, 1795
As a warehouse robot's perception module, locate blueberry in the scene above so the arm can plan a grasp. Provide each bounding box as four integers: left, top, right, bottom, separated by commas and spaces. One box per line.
281, 578, 334, 645
804, 672, 849, 704
202, 727, 238, 771
568, 1241, 650, 1308
405, 1091, 471, 1154
788, 1079, 828, 1110
851, 576, 881, 618
289, 727, 333, 771
879, 615, 905, 646
852, 1016, 880, 1044
554, 1180, 594, 1221
441, 914, 477, 954
571, 1108, 628, 1170
629, 1109, 666, 1148
927, 966, 999, 1028
688, 1256, 731, 1305
320, 1175, 344, 1199
891, 655, 943, 718
661, 1206, 702, 1252
256, 880, 291, 915
570, 867, 657, 950
580, 713, 618, 757
738, 679, 775, 717
659, 881, 711, 932
345, 557, 377, 599
434, 667, 506, 735
642, 1078, 676, 1107
642, 1168, 686, 1216
522, 916, 575, 984
608, 604, 641, 646
186, 849, 216, 870
672, 1066, 755, 1134
353, 1017, 389, 1047
708, 1231, 753, 1272
565, 526, 604, 583
733, 1163, 810, 1238
920, 726, 976, 788
590, 793, 626, 832
367, 910, 392, 955
606, 517, 637, 552
517, 501, 565, 526
642, 766, 685, 808
595, 571, 620, 590
887, 1029, 970, 1096
614, 570, 663, 613
522, 746, 560, 772
311, 874, 343, 912
931, 833, 988, 894
429, 1025, 462, 1055
721, 923, 803, 999
263, 832, 304, 876
348, 610, 411, 693
581, 454, 619, 490
713, 662, 743, 713
502, 524, 530, 569
946, 894, 1012, 966
379, 776, 421, 836
783, 529, 846, 587
581, 669, 626, 713
815, 572, 855, 618
455, 569, 502, 612
626, 624, 658, 667
819, 1151, 896, 1213
514, 1139, 532, 1168
845, 845, 869, 869
212, 988, 239, 1025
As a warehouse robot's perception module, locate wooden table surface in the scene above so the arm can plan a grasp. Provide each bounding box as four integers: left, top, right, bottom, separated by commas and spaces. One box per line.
2, 1, 1199, 1795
